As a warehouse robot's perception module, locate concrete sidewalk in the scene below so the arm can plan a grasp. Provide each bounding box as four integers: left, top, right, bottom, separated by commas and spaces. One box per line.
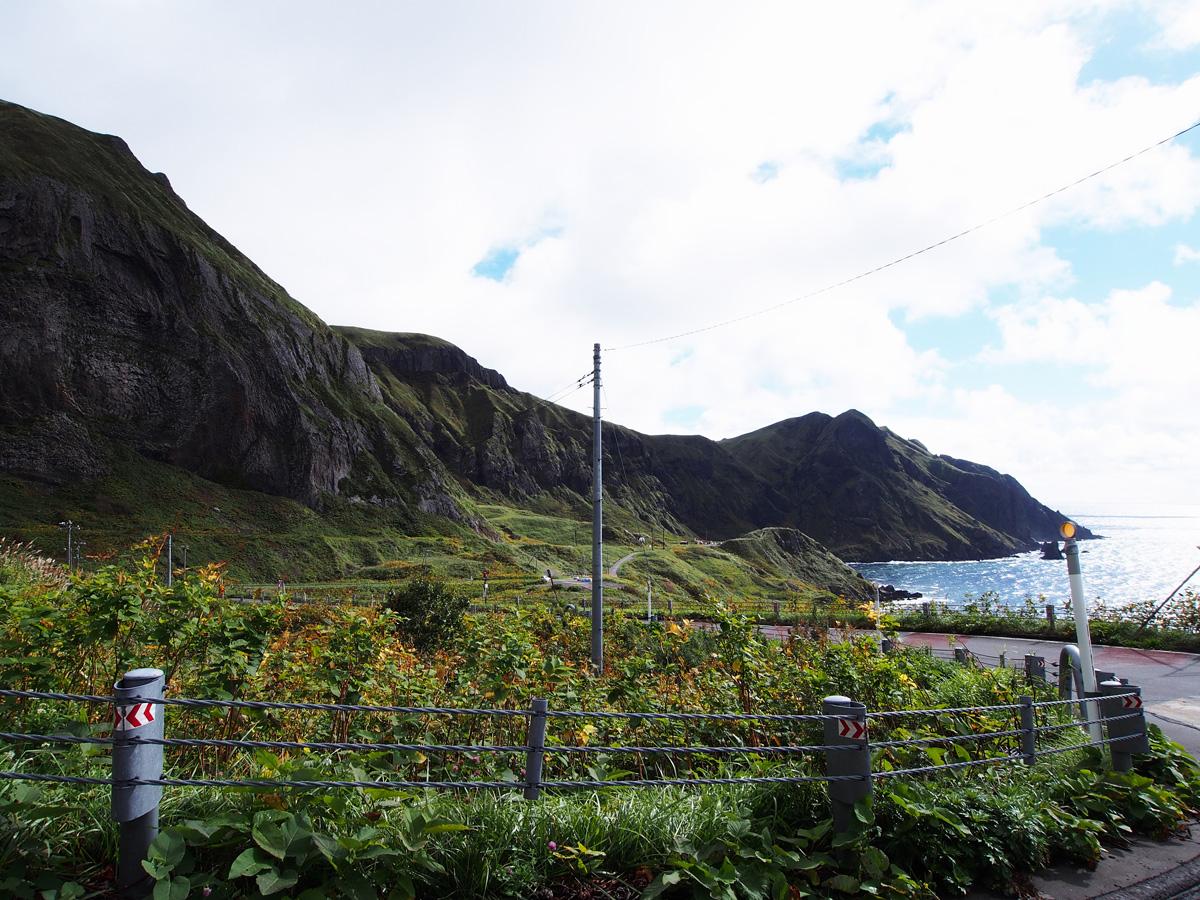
965, 830, 1200, 900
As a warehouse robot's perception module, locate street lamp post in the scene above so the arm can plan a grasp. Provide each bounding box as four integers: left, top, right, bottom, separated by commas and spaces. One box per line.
1060, 522, 1103, 745
57, 520, 75, 568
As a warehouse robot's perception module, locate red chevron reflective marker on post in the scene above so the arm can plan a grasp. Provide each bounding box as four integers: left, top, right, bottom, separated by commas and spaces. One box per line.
837, 718, 867, 740
1123, 695, 1143, 709
114, 702, 156, 731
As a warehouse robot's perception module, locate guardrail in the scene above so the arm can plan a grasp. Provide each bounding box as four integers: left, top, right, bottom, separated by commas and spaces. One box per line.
0, 666, 1149, 898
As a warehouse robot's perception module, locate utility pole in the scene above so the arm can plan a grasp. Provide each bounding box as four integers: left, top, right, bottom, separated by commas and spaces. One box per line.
591, 343, 603, 673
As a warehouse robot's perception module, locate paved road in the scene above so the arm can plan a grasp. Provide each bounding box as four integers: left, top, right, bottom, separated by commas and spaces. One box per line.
899, 631, 1200, 758
609, 552, 636, 577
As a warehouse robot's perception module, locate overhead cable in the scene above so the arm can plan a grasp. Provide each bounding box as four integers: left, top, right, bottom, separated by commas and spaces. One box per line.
606, 117, 1200, 352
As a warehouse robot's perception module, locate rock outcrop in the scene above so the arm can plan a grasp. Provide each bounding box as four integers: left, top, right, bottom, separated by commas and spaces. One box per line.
0, 98, 1089, 565
0, 99, 457, 515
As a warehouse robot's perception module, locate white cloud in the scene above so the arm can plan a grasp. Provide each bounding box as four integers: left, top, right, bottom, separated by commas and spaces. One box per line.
3, 0, 1200, 509
1175, 244, 1200, 264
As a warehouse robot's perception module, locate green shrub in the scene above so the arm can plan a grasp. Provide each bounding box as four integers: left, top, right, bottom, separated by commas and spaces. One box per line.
384, 572, 469, 650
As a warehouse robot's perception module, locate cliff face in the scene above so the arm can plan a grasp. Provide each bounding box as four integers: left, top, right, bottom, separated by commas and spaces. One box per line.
0, 98, 1086, 564
718, 411, 1090, 560
0, 100, 457, 515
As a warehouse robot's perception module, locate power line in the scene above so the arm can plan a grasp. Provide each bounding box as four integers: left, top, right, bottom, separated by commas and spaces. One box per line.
606, 118, 1200, 352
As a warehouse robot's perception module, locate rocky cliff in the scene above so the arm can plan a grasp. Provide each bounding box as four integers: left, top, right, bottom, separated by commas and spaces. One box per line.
0, 98, 1087, 565
0, 99, 461, 520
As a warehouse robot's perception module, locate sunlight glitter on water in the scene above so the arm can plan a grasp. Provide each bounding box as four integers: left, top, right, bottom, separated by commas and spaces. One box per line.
851, 506, 1200, 611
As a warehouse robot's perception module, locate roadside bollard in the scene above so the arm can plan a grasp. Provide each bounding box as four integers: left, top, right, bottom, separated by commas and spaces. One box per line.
773, 600, 781, 616
921, 602, 930, 617
112, 668, 165, 899
523, 698, 548, 801
823, 696, 871, 838
1018, 695, 1036, 765
1099, 681, 1150, 772
1024, 655, 1046, 683
881, 638, 893, 655
1046, 604, 1055, 625
954, 647, 970, 666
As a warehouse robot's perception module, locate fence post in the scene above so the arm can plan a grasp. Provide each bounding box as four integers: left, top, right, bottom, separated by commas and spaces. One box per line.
1018, 695, 1036, 765
822, 696, 872, 837
999, 651, 1006, 669
1024, 654, 1045, 683
1099, 681, 1149, 773
1046, 604, 1055, 625
112, 668, 165, 900
524, 698, 548, 801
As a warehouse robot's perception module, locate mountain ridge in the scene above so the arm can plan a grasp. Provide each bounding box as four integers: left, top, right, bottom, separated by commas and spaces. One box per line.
0, 97, 1088, 575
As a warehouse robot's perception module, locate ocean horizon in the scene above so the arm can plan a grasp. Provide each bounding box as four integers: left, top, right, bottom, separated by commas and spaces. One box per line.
851, 503, 1200, 611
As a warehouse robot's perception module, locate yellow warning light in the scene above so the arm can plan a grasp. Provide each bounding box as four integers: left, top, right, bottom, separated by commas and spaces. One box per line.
1059, 522, 1076, 540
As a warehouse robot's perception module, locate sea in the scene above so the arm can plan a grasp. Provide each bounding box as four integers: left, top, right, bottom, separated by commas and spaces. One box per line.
850, 504, 1200, 612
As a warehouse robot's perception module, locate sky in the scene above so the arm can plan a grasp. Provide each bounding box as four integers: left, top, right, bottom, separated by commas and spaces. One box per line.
3, 1, 1200, 516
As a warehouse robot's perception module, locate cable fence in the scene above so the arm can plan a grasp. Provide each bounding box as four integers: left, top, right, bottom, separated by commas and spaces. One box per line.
0, 660, 1150, 897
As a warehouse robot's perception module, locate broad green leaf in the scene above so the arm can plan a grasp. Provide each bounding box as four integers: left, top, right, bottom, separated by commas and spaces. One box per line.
228, 848, 274, 879
860, 845, 889, 879
423, 822, 470, 834
141, 859, 169, 882
641, 870, 683, 900
253, 819, 288, 859
313, 832, 347, 864
336, 870, 379, 900
151, 876, 191, 900
385, 874, 417, 900
733, 863, 771, 900
257, 867, 299, 896
148, 830, 187, 868
824, 873, 861, 893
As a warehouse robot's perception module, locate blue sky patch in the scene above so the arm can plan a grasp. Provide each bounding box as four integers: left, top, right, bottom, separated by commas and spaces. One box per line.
471, 224, 565, 282
472, 246, 520, 282
863, 120, 906, 144
1078, 10, 1200, 86
834, 118, 908, 181
1042, 221, 1200, 304
751, 161, 779, 183
890, 306, 1000, 363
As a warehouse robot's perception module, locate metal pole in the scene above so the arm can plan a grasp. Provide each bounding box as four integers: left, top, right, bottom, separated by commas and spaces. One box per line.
113, 668, 165, 899
524, 698, 548, 801
167, 534, 172, 587
591, 343, 603, 673
647, 579, 652, 621
1099, 681, 1149, 772
1063, 529, 1102, 745
822, 696, 872, 838
1018, 695, 1036, 765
